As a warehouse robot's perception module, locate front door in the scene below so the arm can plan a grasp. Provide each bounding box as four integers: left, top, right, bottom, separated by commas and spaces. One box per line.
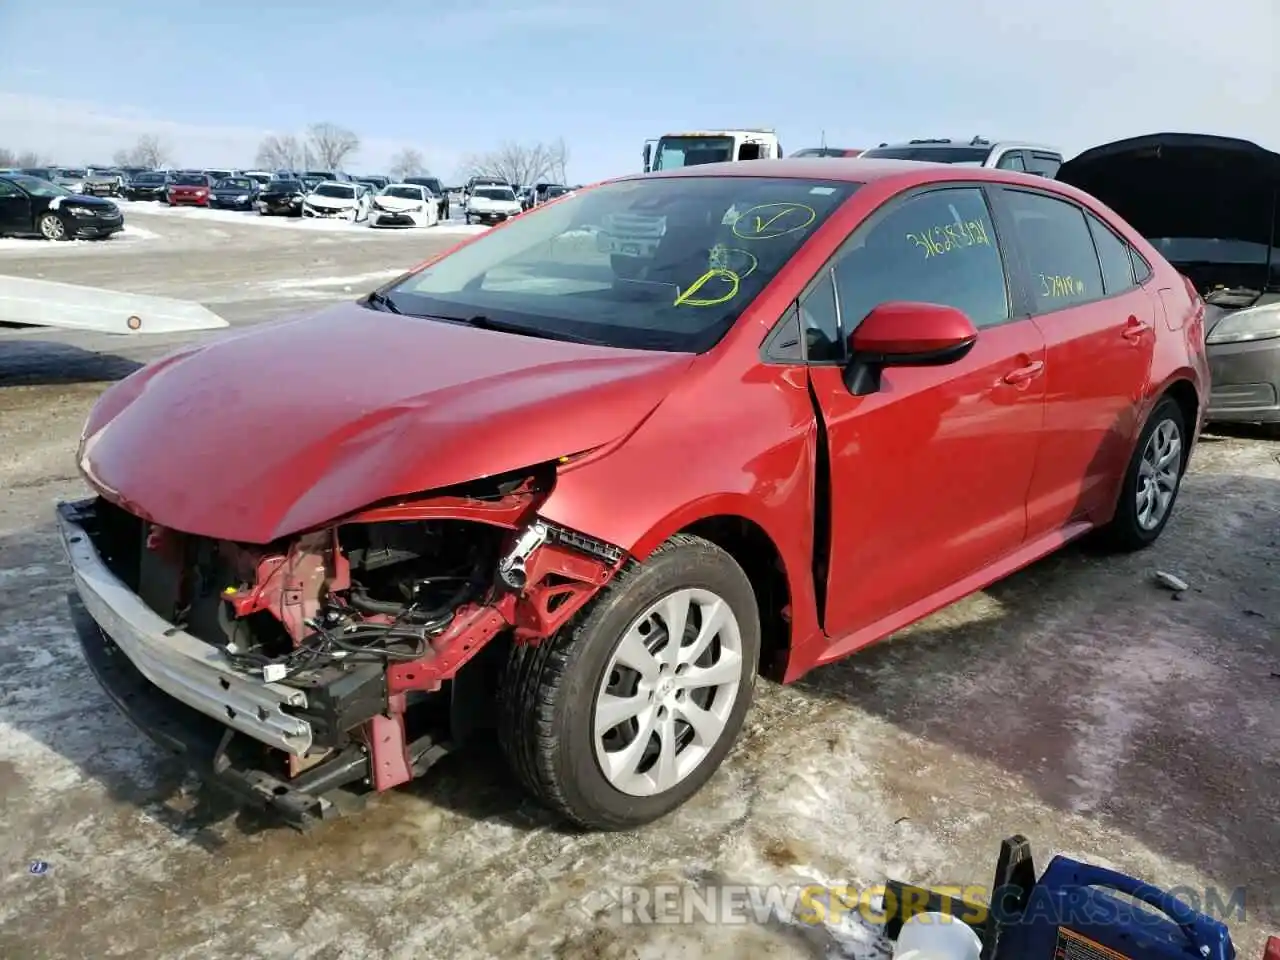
803, 185, 1047, 648
993, 187, 1157, 538
0, 179, 32, 235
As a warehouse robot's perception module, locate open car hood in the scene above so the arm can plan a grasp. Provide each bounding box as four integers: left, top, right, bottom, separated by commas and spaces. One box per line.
1058, 133, 1280, 275
79, 301, 694, 543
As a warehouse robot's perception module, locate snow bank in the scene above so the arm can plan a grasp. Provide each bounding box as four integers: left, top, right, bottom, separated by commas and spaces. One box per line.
0, 223, 159, 252
115, 199, 491, 236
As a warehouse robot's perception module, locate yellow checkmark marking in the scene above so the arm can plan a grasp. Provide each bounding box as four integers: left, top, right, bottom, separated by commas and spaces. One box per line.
753, 209, 794, 234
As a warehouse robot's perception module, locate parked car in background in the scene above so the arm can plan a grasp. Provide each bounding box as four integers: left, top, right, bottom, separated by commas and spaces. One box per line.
859, 137, 1063, 176
255, 178, 308, 216
518, 186, 535, 210
82, 167, 125, 197
357, 175, 390, 191
403, 176, 449, 220
537, 184, 572, 205
1057, 132, 1280, 435
19, 167, 57, 182
368, 183, 439, 228
122, 171, 170, 201
463, 175, 509, 200
51, 168, 88, 193
57, 160, 1210, 832
241, 170, 273, 189
203, 169, 234, 182
209, 176, 260, 211
305, 169, 351, 183
0, 173, 124, 240
302, 180, 371, 221
464, 183, 521, 224
166, 172, 214, 206
790, 147, 864, 157
300, 175, 325, 191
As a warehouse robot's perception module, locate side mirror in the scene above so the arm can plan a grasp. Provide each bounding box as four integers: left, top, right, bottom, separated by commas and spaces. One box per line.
843, 301, 978, 396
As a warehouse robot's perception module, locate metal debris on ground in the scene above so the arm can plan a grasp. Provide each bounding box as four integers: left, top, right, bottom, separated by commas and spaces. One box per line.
1153, 571, 1190, 592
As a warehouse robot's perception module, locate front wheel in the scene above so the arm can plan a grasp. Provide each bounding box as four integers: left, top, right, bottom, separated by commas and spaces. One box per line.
38, 213, 68, 241
498, 534, 760, 830
1096, 396, 1188, 552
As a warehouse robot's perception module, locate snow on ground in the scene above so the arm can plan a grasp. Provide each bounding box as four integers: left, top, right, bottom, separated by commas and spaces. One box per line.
113, 199, 488, 236
0, 224, 159, 252
252, 269, 410, 298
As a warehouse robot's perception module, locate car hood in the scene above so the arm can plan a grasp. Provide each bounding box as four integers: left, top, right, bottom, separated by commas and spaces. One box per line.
79, 300, 694, 543
1058, 132, 1280, 249
374, 195, 427, 210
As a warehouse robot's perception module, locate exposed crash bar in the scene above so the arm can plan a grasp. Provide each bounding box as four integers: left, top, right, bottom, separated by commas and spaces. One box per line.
56, 501, 314, 755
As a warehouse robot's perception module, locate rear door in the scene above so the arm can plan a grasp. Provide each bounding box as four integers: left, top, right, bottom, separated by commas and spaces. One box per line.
804, 184, 1047, 648
992, 186, 1157, 538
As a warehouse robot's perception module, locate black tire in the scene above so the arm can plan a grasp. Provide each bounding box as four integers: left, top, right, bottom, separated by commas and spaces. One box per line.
497, 533, 760, 830
1096, 396, 1188, 552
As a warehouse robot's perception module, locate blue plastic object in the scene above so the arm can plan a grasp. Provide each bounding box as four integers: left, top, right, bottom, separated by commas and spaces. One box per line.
994, 855, 1236, 960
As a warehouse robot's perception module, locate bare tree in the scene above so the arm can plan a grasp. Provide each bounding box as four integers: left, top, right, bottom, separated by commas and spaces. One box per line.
112, 134, 170, 169
548, 136, 569, 183
15, 151, 42, 167
256, 134, 304, 171
0, 147, 15, 167
460, 140, 571, 186
307, 122, 360, 170
389, 147, 426, 181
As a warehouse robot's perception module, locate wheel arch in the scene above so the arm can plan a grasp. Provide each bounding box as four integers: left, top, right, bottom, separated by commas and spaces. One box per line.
669, 512, 796, 683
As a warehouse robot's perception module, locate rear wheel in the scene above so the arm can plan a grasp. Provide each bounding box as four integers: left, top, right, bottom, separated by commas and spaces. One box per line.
498, 534, 760, 830
1096, 396, 1188, 551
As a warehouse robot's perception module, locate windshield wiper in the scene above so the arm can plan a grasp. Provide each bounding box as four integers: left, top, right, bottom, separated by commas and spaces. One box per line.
366, 291, 401, 313
434, 314, 600, 345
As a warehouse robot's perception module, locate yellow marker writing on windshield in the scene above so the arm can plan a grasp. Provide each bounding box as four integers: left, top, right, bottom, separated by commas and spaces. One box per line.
674, 268, 740, 307
732, 203, 817, 240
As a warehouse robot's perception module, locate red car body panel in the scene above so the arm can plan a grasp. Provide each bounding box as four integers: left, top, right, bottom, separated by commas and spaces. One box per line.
78, 159, 1210, 696
80, 306, 694, 543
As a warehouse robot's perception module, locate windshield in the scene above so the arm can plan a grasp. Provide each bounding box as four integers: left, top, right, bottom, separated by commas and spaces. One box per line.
544, 186, 569, 198
217, 178, 254, 190
475, 187, 515, 200
315, 183, 355, 198
652, 136, 735, 171
133, 173, 164, 184
171, 173, 208, 186
383, 175, 858, 352
8, 174, 71, 198
383, 186, 426, 200
859, 145, 992, 165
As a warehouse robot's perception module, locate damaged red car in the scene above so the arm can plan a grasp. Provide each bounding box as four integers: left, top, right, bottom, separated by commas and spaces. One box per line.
61, 159, 1210, 831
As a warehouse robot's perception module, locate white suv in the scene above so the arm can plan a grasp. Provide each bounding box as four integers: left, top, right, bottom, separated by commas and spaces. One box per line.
859, 137, 1063, 176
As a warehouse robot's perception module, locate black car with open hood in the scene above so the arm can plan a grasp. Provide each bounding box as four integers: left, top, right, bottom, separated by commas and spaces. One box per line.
256, 178, 307, 216
1058, 133, 1280, 429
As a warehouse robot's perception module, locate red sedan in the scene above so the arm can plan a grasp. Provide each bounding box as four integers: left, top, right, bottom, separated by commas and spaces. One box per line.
165, 172, 213, 206
60, 159, 1209, 831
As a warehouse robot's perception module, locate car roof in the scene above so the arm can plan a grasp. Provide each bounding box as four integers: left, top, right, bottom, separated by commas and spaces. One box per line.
620, 157, 1103, 204
867, 138, 1061, 154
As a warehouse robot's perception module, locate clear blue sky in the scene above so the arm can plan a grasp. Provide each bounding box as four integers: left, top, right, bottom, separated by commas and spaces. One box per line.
1, 0, 1276, 183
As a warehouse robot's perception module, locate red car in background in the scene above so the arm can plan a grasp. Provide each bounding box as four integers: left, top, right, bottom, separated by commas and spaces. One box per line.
165, 172, 213, 206
59, 159, 1209, 832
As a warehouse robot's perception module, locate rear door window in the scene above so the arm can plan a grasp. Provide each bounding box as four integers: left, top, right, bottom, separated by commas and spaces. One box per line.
1002, 189, 1104, 311
1025, 153, 1063, 177
995, 151, 1027, 172
1086, 212, 1137, 295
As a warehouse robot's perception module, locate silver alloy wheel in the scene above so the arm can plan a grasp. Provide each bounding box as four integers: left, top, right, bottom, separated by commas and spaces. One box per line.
592, 587, 743, 797
1136, 418, 1182, 530
40, 215, 65, 240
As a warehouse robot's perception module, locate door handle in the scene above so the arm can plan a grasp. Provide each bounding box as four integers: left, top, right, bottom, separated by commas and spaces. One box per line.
1122, 316, 1152, 342
1003, 360, 1044, 385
